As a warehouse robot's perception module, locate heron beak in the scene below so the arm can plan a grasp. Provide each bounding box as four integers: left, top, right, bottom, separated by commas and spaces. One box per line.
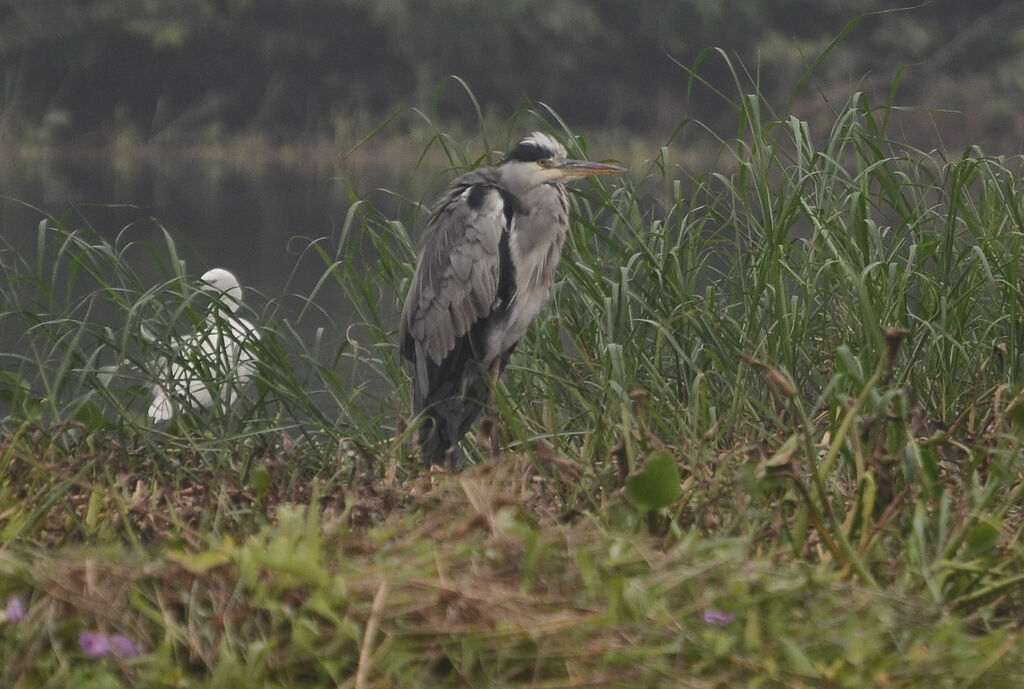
554, 159, 627, 179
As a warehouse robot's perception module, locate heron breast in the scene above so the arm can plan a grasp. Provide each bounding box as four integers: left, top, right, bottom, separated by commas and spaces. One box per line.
485, 283, 551, 362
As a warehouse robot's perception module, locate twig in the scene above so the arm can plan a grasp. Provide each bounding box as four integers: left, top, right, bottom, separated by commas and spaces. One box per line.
354, 579, 390, 689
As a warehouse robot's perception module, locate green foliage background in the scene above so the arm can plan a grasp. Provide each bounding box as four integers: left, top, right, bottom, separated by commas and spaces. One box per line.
3, 1, 1024, 149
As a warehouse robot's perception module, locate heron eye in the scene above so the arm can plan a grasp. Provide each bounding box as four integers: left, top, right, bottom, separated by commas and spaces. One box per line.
538, 158, 551, 168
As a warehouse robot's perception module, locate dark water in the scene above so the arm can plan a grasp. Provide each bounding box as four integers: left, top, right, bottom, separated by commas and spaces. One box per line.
2, 152, 406, 295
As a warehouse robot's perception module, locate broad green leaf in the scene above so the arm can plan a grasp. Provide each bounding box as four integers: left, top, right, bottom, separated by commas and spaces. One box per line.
625, 450, 682, 511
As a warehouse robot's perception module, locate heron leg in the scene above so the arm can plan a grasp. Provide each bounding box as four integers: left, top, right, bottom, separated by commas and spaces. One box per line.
476, 358, 503, 459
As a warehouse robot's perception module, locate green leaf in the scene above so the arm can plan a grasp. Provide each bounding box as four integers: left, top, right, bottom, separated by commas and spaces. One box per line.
963, 520, 1000, 560
625, 450, 682, 512
250, 465, 272, 500
1006, 400, 1024, 429
765, 433, 799, 468
0, 372, 29, 409
778, 634, 821, 678
74, 401, 106, 429
836, 345, 864, 383
167, 549, 232, 574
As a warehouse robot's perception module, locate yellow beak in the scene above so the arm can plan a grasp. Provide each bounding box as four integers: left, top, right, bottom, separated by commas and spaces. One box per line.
554, 159, 627, 178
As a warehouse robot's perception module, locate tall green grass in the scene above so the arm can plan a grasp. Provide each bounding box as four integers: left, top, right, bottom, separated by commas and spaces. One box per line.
511, 90, 1024, 603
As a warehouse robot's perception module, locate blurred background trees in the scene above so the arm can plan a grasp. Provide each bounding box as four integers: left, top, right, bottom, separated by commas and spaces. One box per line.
1, 0, 1023, 150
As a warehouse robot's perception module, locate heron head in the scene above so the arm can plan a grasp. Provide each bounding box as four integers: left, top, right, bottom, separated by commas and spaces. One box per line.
500, 132, 625, 189
199, 268, 243, 313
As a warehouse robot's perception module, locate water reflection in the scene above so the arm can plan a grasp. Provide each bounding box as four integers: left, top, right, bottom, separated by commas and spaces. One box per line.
0, 152, 418, 302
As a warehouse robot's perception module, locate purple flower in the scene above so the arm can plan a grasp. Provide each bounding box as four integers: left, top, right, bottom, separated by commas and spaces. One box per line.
702, 608, 737, 626
79, 631, 142, 659
5, 596, 26, 624
109, 633, 141, 658
79, 632, 110, 658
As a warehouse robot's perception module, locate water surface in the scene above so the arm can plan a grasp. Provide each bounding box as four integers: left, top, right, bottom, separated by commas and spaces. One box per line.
1, 151, 418, 301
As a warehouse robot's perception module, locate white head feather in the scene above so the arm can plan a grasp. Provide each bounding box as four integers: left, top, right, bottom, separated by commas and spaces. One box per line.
199, 268, 243, 313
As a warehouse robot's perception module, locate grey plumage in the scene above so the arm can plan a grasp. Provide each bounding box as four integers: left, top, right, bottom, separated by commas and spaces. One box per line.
400, 132, 625, 468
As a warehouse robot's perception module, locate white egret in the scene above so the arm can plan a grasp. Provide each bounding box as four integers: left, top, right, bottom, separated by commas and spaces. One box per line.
147, 268, 260, 423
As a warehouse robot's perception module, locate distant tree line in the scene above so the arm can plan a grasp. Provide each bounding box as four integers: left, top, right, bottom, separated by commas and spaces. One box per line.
1, 0, 1022, 149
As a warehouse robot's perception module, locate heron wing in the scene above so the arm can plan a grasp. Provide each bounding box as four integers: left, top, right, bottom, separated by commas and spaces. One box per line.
400, 180, 509, 379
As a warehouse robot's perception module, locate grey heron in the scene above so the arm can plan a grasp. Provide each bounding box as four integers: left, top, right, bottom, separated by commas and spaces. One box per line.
400, 132, 625, 468
148, 268, 260, 423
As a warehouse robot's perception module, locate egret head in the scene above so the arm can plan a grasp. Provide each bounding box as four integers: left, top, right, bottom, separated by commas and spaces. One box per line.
498, 132, 625, 193
199, 268, 243, 313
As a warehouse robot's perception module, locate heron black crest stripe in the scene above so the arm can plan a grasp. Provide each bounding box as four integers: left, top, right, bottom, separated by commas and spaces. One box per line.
505, 140, 554, 163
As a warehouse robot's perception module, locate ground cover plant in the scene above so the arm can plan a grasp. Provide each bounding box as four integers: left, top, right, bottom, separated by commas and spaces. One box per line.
2, 57, 1024, 686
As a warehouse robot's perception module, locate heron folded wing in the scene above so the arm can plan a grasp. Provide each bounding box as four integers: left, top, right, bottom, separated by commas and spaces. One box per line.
402, 181, 507, 366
